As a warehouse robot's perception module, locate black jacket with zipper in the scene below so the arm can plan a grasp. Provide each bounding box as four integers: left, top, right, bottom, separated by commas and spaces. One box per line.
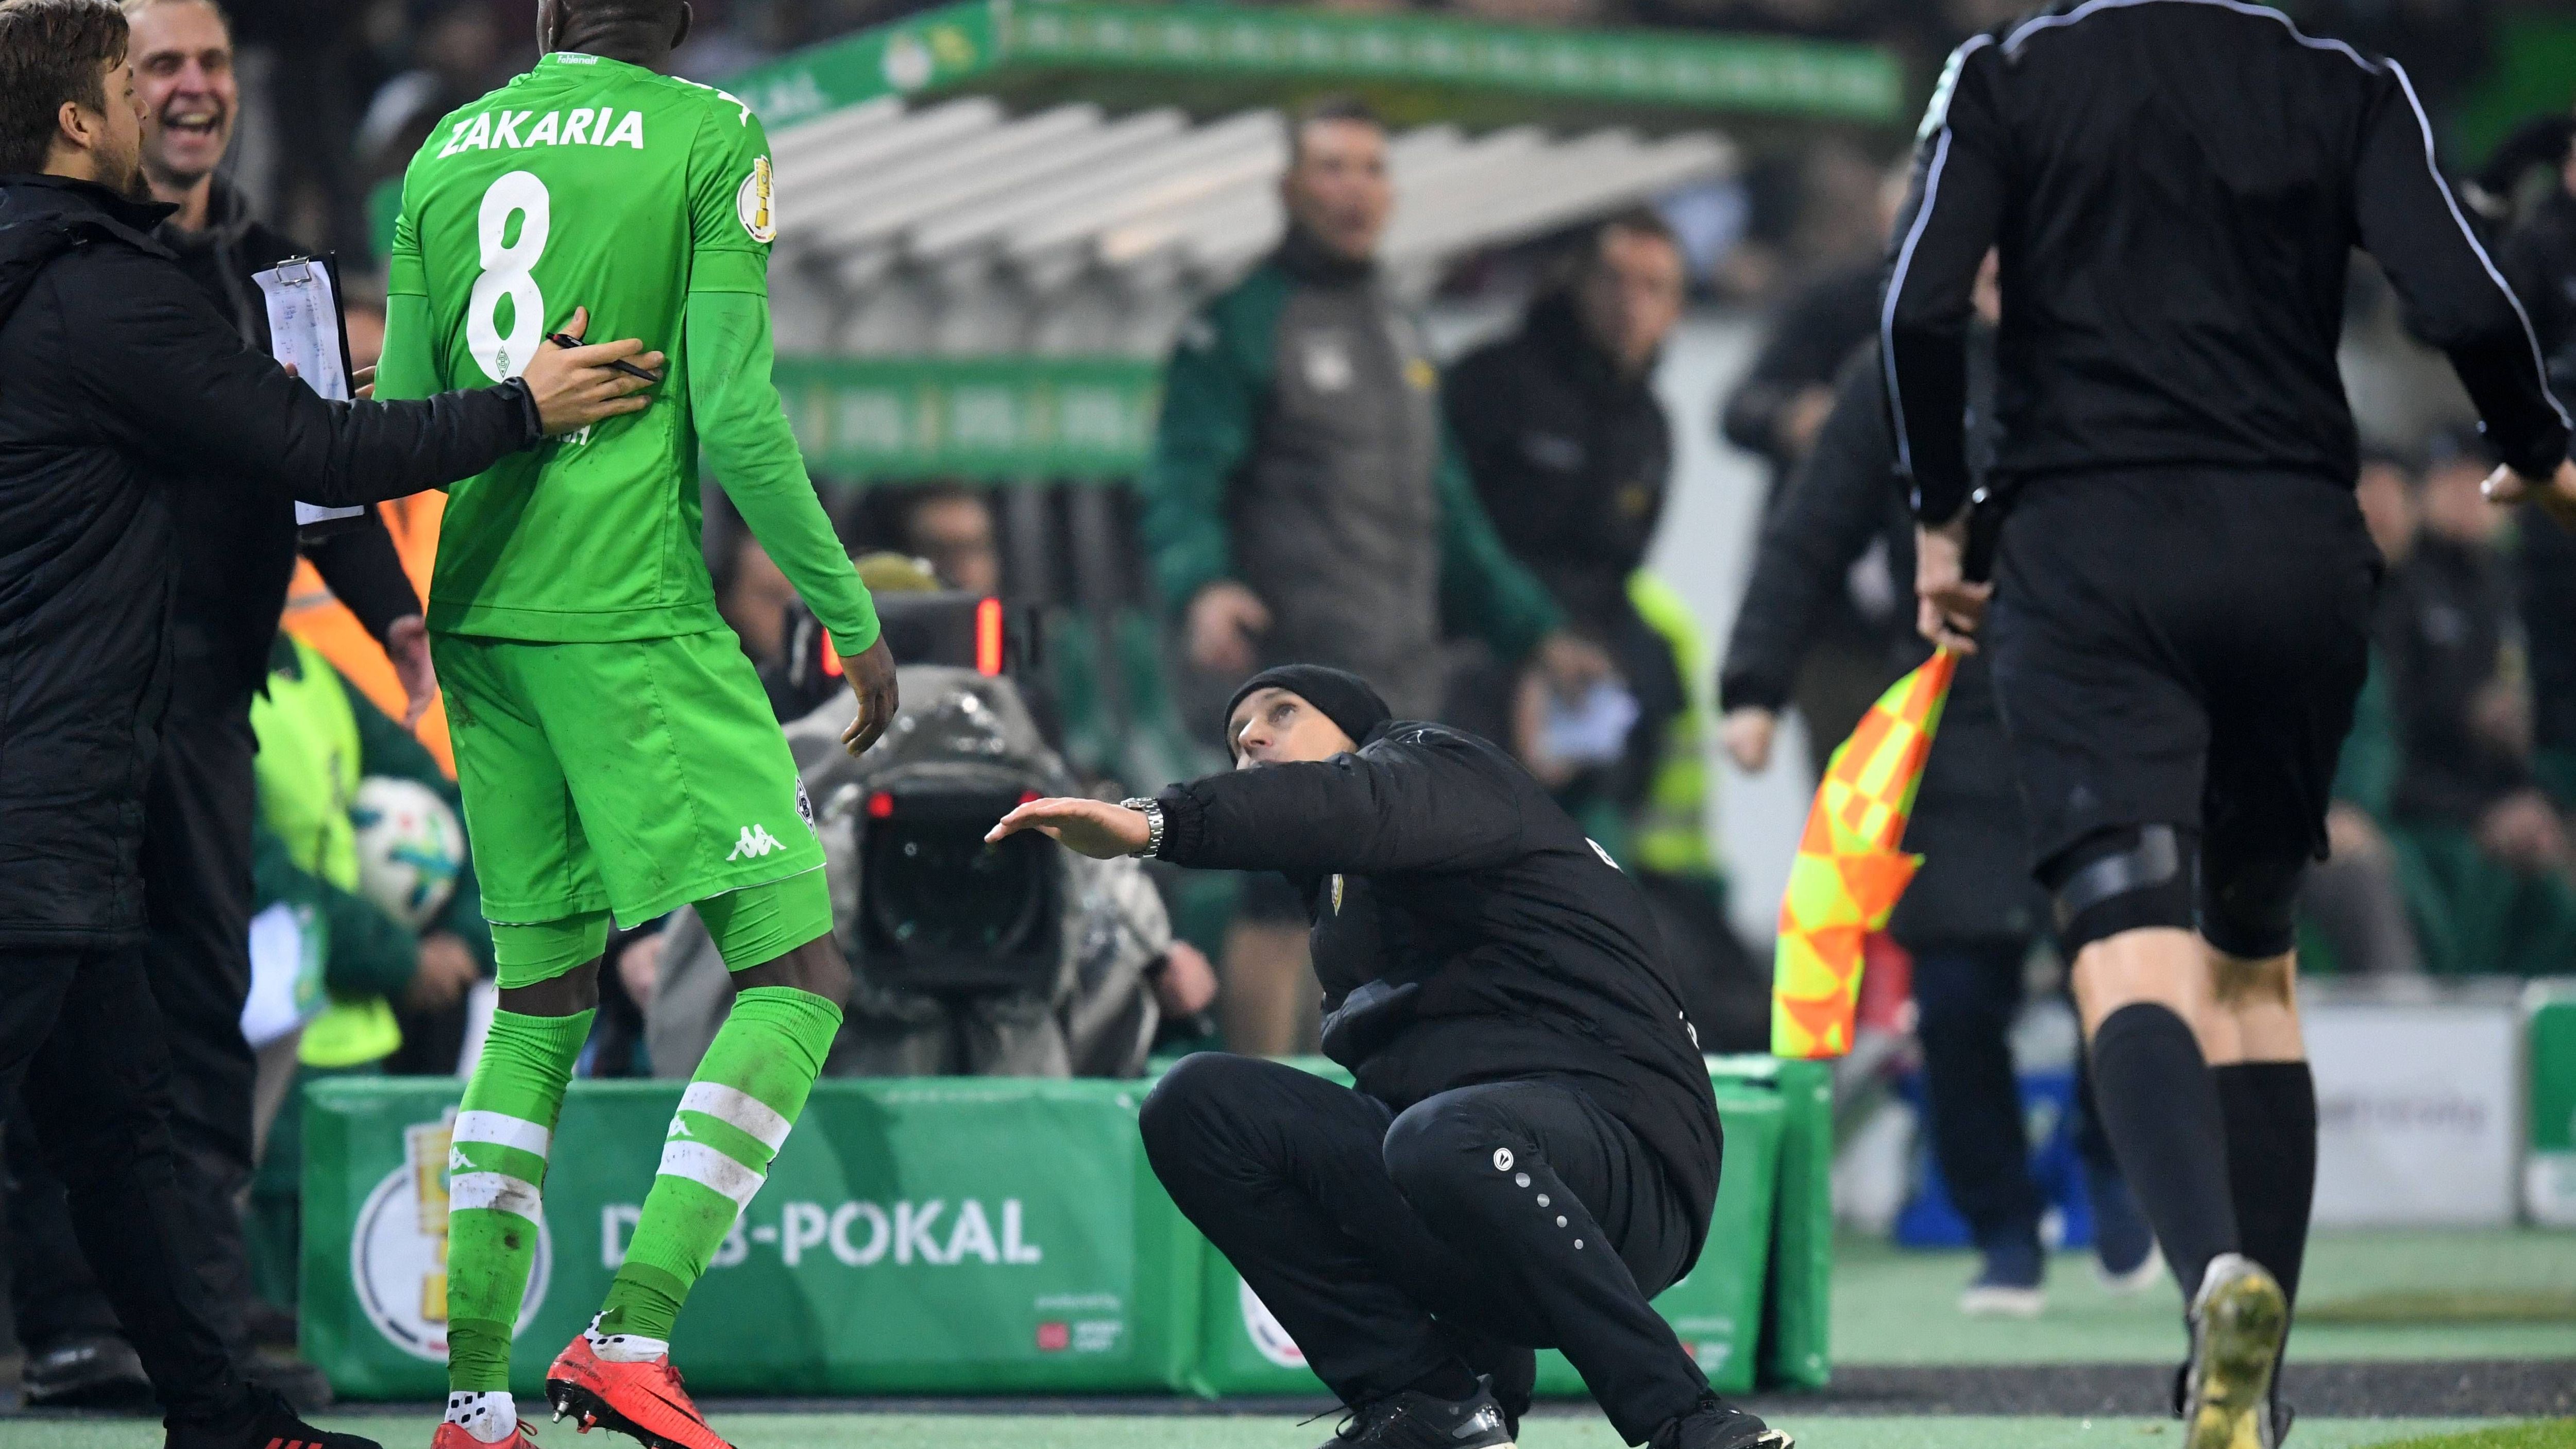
158, 175, 420, 705
0, 176, 539, 948
1883, 0, 2569, 524
1153, 722, 1724, 1267
1722, 339, 2048, 946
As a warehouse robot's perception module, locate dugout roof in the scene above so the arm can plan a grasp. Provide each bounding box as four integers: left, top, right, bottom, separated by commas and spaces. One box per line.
727, 0, 1904, 476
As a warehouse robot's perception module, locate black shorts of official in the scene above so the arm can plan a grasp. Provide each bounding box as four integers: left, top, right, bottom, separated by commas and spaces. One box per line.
1985, 468, 2376, 951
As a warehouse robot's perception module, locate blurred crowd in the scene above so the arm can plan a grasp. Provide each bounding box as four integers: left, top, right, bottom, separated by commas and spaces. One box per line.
212, 0, 2543, 310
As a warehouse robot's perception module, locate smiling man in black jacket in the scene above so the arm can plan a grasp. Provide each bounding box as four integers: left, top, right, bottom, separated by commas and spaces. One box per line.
989, 665, 1783, 1449
0, 4, 654, 1444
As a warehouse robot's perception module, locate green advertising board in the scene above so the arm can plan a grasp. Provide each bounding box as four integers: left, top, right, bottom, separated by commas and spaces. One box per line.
2529, 983, 2576, 1226
304, 1058, 1830, 1400
769, 356, 1161, 483
302, 1076, 1201, 1399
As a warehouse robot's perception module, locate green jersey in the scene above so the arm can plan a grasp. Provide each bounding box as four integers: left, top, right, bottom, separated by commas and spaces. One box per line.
387, 52, 872, 650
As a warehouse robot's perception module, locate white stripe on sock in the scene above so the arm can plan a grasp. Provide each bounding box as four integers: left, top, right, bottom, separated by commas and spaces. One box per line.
452, 1109, 552, 1159
657, 1139, 765, 1207
448, 1171, 543, 1219
677, 1082, 792, 1152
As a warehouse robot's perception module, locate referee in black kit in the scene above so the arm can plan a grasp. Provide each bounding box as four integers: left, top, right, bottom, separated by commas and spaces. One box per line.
1883, 4, 2576, 1447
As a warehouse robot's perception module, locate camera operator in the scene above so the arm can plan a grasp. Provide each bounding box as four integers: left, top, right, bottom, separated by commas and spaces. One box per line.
3, 0, 430, 1409
0, 5, 654, 1444
648, 661, 1200, 1079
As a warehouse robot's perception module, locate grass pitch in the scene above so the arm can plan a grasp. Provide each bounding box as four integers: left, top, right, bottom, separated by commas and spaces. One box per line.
2, 1413, 2555, 1449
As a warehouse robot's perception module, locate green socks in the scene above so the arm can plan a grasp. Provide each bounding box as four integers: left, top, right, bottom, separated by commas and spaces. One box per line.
446, 1007, 594, 1392
595, 986, 843, 1343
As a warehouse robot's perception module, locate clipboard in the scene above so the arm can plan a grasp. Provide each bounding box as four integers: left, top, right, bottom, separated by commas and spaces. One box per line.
251, 252, 367, 537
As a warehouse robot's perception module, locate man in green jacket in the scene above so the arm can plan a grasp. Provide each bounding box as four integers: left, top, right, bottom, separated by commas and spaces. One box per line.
1141, 97, 1595, 724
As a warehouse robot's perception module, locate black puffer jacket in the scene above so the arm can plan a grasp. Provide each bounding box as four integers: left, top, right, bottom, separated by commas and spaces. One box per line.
1153, 723, 1724, 1268
1720, 339, 2047, 947
0, 176, 539, 949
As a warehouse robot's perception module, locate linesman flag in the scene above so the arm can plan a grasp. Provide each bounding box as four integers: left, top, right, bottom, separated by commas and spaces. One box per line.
1771, 648, 1958, 1058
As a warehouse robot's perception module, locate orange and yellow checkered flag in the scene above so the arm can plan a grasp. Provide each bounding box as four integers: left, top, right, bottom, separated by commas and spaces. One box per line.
1771, 649, 1959, 1058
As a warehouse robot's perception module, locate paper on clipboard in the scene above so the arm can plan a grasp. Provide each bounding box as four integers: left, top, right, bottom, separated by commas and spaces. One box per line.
251, 255, 365, 529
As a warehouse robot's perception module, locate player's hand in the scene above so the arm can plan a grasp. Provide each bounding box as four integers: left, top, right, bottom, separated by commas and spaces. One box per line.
384, 615, 437, 729
521, 307, 664, 436
1721, 705, 1777, 773
986, 796, 1153, 858
2482, 458, 2576, 532
838, 635, 900, 757
352, 364, 377, 400
1187, 581, 1269, 675
1915, 515, 1990, 654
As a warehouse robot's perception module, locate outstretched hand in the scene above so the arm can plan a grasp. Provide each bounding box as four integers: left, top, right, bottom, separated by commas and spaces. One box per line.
986, 797, 1151, 859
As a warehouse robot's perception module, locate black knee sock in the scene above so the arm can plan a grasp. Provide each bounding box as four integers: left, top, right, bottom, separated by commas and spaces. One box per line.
2089, 1003, 2240, 1301
2214, 1062, 2316, 1308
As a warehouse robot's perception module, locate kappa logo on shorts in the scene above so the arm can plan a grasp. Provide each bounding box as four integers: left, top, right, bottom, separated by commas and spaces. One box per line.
726, 824, 787, 861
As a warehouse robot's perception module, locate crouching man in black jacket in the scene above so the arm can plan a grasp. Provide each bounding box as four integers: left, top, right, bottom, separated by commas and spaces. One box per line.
0, 6, 656, 1446
989, 665, 1786, 1449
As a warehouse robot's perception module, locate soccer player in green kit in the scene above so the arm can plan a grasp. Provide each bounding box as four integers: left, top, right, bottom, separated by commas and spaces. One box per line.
375, 4, 900, 1449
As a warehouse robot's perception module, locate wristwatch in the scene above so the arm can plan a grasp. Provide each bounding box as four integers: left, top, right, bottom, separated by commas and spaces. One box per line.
1119, 797, 1165, 858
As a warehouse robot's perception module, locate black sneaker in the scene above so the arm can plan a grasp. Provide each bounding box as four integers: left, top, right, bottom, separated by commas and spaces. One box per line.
22, 1334, 156, 1409
167, 1384, 383, 1449
1650, 1399, 1793, 1449
1316, 1383, 1516, 1448
2181, 1253, 2289, 1449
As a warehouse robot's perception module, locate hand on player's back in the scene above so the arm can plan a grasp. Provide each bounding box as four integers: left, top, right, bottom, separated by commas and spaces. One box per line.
519, 307, 664, 436
839, 636, 900, 757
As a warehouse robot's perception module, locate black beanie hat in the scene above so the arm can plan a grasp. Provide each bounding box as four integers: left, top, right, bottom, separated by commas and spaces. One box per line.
1225, 665, 1393, 750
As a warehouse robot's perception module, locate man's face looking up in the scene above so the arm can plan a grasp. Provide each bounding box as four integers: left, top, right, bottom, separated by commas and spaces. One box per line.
1229, 688, 1357, 768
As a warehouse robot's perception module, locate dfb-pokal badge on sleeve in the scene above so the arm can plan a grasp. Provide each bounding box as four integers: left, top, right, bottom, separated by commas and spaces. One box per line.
738, 155, 777, 244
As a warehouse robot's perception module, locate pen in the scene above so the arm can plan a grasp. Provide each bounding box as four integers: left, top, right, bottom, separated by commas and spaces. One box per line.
546, 331, 662, 384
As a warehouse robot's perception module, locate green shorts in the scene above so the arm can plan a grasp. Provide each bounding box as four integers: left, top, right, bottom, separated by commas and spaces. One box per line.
433, 629, 826, 954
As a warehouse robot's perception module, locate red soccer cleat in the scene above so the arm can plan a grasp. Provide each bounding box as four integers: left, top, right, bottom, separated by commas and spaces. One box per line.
431, 1421, 540, 1449
544, 1334, 732, 1449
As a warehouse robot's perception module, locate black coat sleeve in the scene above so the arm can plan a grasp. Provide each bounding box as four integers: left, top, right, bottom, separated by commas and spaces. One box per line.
306, 509, 422, 643
1719, 275, 1866, 461
1884, 37, 2010, 525
1154, 730, 1528, 878
64, 248, 536, 506
1720, 347, 1899, 714
2353, 66, 2572, 478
